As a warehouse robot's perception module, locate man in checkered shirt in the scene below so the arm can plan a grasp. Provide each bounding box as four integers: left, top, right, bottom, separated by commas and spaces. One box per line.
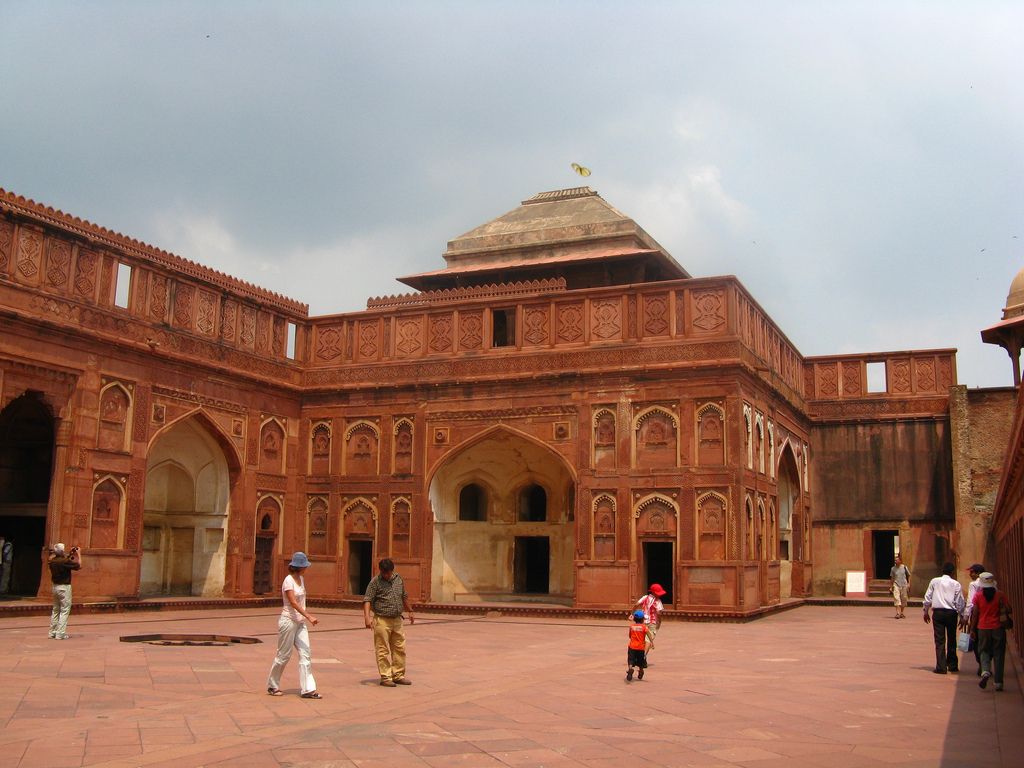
363, 558, 415, 686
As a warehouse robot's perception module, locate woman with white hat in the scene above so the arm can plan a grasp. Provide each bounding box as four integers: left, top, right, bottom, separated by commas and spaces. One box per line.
968, 572, 1013, 691
267, 552, 321, 698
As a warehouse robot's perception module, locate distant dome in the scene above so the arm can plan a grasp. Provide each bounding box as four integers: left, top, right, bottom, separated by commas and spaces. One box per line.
1005, 266, 1024, 319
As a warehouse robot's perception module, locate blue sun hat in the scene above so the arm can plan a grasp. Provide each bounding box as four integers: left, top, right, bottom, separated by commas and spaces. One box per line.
633, 610, 646, 621
289, 551, 311, 569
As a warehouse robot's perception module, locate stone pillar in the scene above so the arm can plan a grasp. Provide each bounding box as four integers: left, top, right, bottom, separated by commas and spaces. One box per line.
38, 417, 73, 598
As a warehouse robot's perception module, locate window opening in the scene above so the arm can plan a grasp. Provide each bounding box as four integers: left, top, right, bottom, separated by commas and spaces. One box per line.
492, 308, 515, 347
114, 263, 132, 308
458, 483, 486, 521
518, 484, 547, 522
866, 361, 887, 393
286, 322, 297, 359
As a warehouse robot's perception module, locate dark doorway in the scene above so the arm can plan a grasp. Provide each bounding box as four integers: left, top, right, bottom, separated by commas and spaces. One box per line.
643, 541, 674, 604
514, 536, 549, 593
0, 392, 54, 596
872, 529, 899, 579
253, 536, 275, 595
348, 539, 373, 595
492, 308, 516, 348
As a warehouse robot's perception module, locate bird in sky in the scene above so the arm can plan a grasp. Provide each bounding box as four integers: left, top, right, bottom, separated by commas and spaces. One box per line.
571, 163, 591, 177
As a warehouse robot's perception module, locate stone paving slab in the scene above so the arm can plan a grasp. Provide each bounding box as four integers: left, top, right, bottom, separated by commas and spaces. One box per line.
0, 605, 1020, 767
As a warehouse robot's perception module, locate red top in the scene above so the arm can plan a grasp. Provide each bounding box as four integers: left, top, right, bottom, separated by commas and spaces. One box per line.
628, 622, 648, 651
972, 589, 1007, 630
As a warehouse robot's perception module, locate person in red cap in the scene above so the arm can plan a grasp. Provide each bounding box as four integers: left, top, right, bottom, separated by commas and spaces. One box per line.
629, 583, 666, 653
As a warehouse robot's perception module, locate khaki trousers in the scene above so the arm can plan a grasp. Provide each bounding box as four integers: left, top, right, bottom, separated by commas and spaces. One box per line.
49, 584, 72, 638
372, 615, 406, 682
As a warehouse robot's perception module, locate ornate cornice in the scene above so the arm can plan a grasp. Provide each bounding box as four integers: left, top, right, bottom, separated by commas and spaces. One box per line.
303, 340, 743, 390
151, 385, 248, 414
429, 405, 578, 421
0, 188, 308, 316
366, 277, 566, 309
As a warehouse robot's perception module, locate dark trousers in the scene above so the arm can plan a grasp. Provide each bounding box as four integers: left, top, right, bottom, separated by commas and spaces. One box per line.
977, 628, 1006, 684
932, 608, 959, 671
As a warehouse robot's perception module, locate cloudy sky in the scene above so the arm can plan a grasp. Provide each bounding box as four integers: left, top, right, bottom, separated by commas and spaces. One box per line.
2, 1, 1021, 387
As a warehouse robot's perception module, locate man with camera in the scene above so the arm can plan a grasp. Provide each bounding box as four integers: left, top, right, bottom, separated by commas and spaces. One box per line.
47, 543, 81, 639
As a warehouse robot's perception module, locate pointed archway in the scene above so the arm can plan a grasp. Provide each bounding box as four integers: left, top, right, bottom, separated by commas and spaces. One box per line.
0, 392, 54, 595
141, 412, 238, 596
777, 444, 801, 598
427, 427, 576, 603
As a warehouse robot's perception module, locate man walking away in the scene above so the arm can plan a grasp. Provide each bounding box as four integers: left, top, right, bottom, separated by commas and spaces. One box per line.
922, 562, 965, 674
47, 543, 81, 639
363, 558, 415, 687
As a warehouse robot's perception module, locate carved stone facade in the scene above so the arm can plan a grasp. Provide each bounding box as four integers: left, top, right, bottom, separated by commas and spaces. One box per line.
0, 185, 980, 613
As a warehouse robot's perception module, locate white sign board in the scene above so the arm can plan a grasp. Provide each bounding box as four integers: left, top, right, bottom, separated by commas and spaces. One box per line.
845, 570, 867, 596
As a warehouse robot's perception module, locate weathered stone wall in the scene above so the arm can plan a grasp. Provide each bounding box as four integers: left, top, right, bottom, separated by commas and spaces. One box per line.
949, 385, 1016, 576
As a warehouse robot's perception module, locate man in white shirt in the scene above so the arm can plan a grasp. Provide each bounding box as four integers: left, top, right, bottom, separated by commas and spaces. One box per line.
922, 562, 966, 674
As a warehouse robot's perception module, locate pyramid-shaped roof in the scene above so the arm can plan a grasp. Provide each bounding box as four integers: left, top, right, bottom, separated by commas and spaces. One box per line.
398, 187, 689, 290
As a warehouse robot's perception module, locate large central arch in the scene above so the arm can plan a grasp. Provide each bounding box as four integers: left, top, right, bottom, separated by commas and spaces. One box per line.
141, 412, 238, 596
428, 426, 576, 603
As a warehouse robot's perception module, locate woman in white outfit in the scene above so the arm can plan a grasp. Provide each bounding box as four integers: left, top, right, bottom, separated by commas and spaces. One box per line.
267, 552, 321, 698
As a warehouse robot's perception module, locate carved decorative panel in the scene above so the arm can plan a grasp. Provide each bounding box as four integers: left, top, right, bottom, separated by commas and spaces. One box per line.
148, 275, 168, 321
626, 295, 637, 339
916, 358, 936, 392
393, 419, 413, 474
220, 299, 237, 341
98, 384, 130, 452
523, 305, 550, 346
592, 494, 616, 560
344, 501, 376, 536
697, 493, 726, 560
0, 219, 12, 275
804, 366, 816, 398
316, 326, 343, 361
45, 239, 71, 289
15, 228, 43, 283
307, 496, 329, 556
459, 310, 483, 350
258, 420, 285, 475
937, 357, 953, 389
642, 293, 670, 337
396, 318, 423, 357
173, 284, 194, 329
74, 249, 97, 299
358, 320, 380, 358
591, 299, 621, 340
636, 497, 677, 537
196, 290, 217, 336
392, 499, 411, 557
239, 305, 257, 349
310, 422, 331, 476
272, 316, 285, 356
690, 289, 726, 334
345, 421, 379, 475
841, 362, 861, 396
697, 404, 725, 466
891, 359, 912, 393
556, 303, 584, 343
817, 364, 838, 397
256, 312, 272, 355
635, 408, 677, 469
428, 313, 453, 353
90, 477, 123, 549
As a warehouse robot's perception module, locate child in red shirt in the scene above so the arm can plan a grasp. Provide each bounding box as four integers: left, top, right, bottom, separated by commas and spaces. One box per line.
626, 610, 655, 682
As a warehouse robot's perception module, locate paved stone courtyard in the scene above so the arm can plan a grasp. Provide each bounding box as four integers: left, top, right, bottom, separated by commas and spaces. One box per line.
0, 605, 1021, 768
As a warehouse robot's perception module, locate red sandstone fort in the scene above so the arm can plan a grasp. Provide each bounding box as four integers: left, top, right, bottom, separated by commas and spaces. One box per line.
1, 185, 1022, 624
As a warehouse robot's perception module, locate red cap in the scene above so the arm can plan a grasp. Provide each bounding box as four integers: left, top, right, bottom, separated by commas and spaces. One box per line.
649, 583, 666, 597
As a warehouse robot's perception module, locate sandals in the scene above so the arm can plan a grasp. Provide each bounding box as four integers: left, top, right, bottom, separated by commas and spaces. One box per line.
300, 691, 323, 699
267, 687, 283, 696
